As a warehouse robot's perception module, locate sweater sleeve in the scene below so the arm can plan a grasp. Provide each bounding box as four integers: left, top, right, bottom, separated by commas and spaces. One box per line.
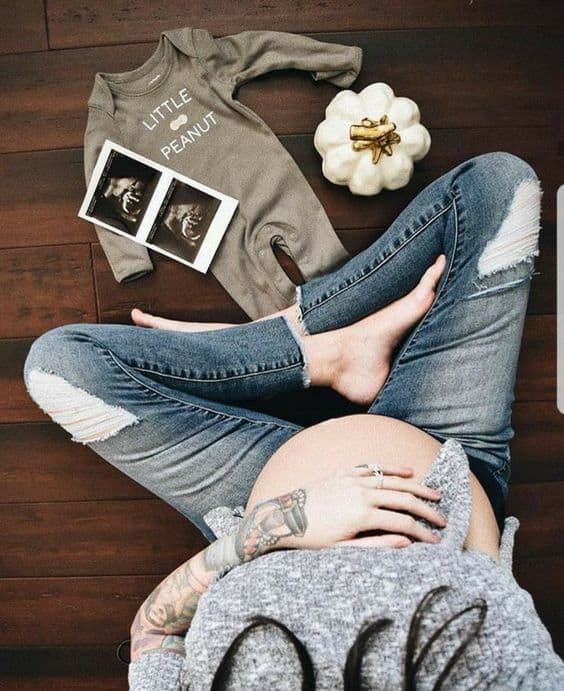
193, 29, 363, 89
83, 108, 154, 283
128, 650, 185, 691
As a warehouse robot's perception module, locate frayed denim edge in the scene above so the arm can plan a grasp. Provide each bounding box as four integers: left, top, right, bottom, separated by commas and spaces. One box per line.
281, 313, 311, 389
294, 284, 310, 336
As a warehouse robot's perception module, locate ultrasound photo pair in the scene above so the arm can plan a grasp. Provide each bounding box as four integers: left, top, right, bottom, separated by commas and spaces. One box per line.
79, 140, 238, 273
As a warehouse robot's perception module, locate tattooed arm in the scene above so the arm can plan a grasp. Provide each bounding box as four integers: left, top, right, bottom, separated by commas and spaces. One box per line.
131, 459, 446, 663
130, 488, 308, 662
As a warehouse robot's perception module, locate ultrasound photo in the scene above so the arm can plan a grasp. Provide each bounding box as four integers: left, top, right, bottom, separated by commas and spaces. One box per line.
147, 179, 221, 263
80, 140, 239, 273
87, 151, 161, 236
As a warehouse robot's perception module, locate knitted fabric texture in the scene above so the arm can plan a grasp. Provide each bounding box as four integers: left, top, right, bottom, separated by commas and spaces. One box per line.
129, 439, 564, 689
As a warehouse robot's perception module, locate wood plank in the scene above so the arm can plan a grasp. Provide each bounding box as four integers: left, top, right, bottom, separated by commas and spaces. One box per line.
512, 557, 564, 657
1, 558, 561, 650
0, 1, 47, 55
1, 315, 558, 425
283, 130, 561, 227
0, 423, 151, 502
45, 1, 564, 50
0, 245, 97, 339
2, 16, 562, 685
0, 149, 93, 248
1, 28, 562, 153
92, 239, 554, 329
0, 575, 161, 645
0, 646, 125, 691
515, 315, 556, 402
2, 681, 124, 691
0, 499, 207, 578
91, 241, 250, 325
0, 129, 559, 249
0, 143, 554, 323
1, 482, 561, 579
510, 402, 564, 484
1, 339, 45, 423
0, 402, 561, 507
505, 483, 564, 559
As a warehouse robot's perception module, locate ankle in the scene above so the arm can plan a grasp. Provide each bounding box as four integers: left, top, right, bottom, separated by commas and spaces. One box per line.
301, 331, 343, 388
255, 304, 295, 324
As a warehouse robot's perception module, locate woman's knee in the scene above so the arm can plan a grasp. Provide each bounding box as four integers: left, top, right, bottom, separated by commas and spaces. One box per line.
470, 151, 538, 184
23, 323, 93, 386
452, 151, 542, 286
23, 323, 139, 445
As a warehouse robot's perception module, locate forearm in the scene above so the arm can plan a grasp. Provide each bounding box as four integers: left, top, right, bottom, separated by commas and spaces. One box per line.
130, 489, 307, 661
130, 549, 212, 661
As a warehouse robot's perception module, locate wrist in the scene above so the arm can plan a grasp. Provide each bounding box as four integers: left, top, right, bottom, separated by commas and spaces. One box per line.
200, 531, 247, 580
236, 488, 308, 555
192, 548, 222, 587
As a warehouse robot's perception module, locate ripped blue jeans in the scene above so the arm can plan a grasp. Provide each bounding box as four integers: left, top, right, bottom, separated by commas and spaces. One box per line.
23, 152, 542, 542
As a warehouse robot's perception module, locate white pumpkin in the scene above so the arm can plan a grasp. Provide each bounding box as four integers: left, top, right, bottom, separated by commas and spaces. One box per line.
314, 82, 431, 195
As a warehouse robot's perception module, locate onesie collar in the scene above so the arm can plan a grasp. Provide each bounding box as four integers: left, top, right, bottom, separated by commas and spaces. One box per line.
87, 27, 199, 115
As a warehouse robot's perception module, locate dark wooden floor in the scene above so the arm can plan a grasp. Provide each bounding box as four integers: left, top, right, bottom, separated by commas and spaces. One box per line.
1, 2, 563, 688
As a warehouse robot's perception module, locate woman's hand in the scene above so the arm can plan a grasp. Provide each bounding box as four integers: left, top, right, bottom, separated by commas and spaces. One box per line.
252, 463, 447, 552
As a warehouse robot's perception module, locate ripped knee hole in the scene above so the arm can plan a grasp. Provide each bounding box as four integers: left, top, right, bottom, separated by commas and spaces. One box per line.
25, 369, 139, 444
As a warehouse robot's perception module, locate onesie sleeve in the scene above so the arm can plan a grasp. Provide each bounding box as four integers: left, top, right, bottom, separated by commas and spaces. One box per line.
193, 29, 363, 89
83, 108, 154, 283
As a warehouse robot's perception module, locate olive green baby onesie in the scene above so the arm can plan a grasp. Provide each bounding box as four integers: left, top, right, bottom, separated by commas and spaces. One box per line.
84, 28, 363, 319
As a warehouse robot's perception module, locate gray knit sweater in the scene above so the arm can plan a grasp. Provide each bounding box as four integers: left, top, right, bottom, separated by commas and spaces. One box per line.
129, 439, 564, 689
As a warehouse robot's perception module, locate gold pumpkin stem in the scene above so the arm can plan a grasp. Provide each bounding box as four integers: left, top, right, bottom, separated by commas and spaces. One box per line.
349, 114, 401, 164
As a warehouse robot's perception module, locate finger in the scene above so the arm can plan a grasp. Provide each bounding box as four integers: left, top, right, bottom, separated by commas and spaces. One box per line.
360, 475, 443, 502
363, 508, 442, 544
367, 489, 447, 527
335, 534, 412, 549
351, 464, 414, 478
383, 465, 414, 477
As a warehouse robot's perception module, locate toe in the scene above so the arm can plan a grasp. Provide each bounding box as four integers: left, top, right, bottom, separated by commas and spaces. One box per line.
411, 254, 446, 308
424, 254, 447, 289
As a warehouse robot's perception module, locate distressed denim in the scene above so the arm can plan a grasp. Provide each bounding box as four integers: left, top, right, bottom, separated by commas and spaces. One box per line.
23, 152, 541, 542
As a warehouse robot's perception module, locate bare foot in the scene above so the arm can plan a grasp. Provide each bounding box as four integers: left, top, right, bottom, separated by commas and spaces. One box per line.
130, 305, 295, 332
311, 254, 446, 406
130, 308, 237, 332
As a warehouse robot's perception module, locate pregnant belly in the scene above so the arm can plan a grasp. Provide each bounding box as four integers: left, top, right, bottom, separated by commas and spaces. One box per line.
245, 413, 501, 560
246, 414, 443, 511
